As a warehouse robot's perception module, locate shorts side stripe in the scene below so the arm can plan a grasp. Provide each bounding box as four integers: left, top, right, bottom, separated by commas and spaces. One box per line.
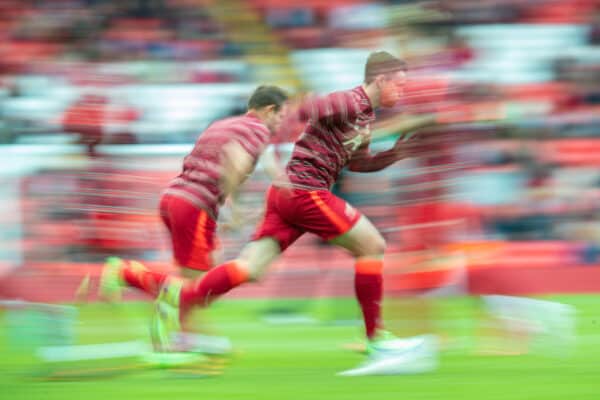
188, 209, 210, 268
309, 191, 350, 234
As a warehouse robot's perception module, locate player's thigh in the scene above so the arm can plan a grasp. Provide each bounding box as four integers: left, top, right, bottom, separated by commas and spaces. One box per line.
247, 192, 303, 278
165, 196, 217, 272
237, 237, 283, 280
289, 190, 384, 256
289, 190, 360, 239
252, 186, 304, 252
329, 215, 386, 258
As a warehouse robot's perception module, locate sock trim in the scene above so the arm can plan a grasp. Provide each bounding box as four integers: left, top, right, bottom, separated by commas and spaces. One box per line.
355, 259, 383, 275
225, 261, 249, 286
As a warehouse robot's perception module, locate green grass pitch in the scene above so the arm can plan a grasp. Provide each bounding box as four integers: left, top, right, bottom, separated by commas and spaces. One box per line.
1, 295, 599, 400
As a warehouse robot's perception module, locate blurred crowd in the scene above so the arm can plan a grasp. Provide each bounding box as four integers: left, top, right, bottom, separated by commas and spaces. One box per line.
2, 0, 600, 293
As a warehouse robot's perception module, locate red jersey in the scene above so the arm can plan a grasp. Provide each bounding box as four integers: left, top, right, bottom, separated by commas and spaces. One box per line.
164, 113, 270, 219
286, 86, 375, 190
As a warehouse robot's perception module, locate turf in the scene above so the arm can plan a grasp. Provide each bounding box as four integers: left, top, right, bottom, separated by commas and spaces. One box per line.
1, 295, 598, 400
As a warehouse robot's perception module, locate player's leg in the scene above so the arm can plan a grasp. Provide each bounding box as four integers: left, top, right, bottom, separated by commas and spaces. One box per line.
267, 189, 385, 339
167, 186, 303, 311
170, 206, 219, 328
331, 217, 439, 376
177, 237, 281, 308
98, 194, 172, 300
285, 190, 436, 375
102, 258, 172, 299
158, 186, 303, 351
149, 196, 222, 350
329, 215, 386, 341
176, 222, 301, 310
102, 195, 216, 301
150, 236, 285, 352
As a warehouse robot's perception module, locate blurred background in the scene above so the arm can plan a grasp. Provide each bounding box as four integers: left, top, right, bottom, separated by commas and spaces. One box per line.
1, 0, 600, 391
2, 0, 600, 301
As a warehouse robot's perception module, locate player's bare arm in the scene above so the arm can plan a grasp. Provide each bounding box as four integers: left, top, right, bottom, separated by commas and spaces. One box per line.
348, 114, 435, 173
220, 140, 255, 197
371, 113, 437, 141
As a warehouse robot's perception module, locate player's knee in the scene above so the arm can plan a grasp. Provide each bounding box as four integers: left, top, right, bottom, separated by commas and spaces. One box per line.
246, 265, 263, 282
180, 268, 205, 280
237, 238, 280, 281
235, 259, 264, 282
370, 235, 387, 256
352, 234, 386, 257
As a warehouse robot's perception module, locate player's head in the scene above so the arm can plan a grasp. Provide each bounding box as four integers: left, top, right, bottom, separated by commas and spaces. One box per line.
248, 85, 289, 133
364, 51, 407, 108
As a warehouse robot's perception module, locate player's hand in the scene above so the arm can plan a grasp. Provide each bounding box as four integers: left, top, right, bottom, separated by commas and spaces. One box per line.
221, 218, 243, 233
393, 131, 422, 158
220, 141, 253, 195
435, 107, 472, 124
472, 103, 504, 123
436, 104, 504, 125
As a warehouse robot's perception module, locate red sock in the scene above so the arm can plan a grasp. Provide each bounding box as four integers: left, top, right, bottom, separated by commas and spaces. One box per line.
354, 259, 384, 340
120, 261, 169, 297
180, 261, 249, 315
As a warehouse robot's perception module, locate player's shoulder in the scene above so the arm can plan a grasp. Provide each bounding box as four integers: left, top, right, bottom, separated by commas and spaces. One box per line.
328, 86, 368, 105
221, 114, 264, 130
339, 85, 364, 96
328, 87, 357, 98
241, 114, 269, 130
350, 85, 371, 105
207, 115, 266, 135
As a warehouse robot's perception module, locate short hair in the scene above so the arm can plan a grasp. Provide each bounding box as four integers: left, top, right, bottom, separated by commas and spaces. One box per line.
247, 85, 288, 111
364, 51, 407, 84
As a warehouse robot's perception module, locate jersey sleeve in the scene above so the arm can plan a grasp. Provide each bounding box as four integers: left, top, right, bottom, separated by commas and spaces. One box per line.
297, 91, 364, 126
347, 142, 401, 173
227, 123, 270, 161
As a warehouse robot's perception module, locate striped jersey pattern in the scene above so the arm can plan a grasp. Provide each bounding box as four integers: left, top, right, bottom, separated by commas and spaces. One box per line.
285, 86, 376, 190
164, 113, 270, 219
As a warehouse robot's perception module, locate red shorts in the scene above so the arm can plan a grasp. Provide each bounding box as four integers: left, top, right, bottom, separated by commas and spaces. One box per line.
252, 186, 362, 251
159, 194, 218, 271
